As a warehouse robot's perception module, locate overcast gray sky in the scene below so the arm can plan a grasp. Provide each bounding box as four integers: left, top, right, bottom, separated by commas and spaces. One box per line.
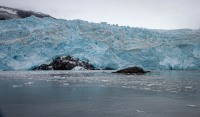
1, 0, 200, 29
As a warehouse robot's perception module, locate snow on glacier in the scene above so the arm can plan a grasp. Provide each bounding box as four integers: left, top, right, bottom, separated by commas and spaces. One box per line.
0, 16, 200, 70
0, 7, 17, 14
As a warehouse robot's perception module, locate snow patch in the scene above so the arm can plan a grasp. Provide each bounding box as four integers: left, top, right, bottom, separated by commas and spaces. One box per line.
0, 8, 17, 14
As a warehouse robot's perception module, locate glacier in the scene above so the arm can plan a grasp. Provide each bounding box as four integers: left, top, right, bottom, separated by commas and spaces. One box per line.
0, 16, 200, 70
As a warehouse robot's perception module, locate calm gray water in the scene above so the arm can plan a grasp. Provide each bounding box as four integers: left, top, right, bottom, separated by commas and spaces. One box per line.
0, 70, 200, 117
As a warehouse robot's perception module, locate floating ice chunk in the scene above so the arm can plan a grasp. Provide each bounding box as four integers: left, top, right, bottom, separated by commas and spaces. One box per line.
144, 87, 151, 90
53, 76, 65, 79
171, 91, 177, 93
54, 76, 61, 78
72, 66, 86, 70
147, 84, 156, 87
185, 86, 192, 89
187, 105, 199, 108
12, 85, 23, 88
122, 86, 129, 88
63, 82, 70, 86
135, 110, 144, 113
25, 82, 33, 85
166, 89, 172, 91
102, 80, 108, 82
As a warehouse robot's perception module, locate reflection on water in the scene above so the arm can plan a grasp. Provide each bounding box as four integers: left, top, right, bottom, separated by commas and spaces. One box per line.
0, 70, 200, 117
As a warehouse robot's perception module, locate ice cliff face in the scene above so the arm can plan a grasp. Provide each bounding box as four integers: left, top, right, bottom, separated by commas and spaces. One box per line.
0, 16, 200, 70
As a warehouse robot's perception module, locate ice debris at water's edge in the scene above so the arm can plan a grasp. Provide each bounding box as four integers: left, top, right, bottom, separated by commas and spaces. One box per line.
0, 16, 200, 70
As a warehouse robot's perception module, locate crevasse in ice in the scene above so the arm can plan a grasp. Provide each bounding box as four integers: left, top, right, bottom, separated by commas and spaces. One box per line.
0, 16, 200, 70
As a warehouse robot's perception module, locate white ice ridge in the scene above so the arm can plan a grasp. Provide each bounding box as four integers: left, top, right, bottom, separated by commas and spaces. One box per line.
0, 16, 200, 70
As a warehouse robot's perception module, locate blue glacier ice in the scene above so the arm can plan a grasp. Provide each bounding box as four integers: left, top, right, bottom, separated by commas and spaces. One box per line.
0, 16, 200, 70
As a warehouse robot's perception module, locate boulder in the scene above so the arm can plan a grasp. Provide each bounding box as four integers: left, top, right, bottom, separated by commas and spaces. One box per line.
113, 67, 150, 75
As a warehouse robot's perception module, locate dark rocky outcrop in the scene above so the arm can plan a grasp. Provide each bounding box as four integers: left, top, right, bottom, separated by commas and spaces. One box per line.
16, 10, 51, 18
0, 17, 5, 20
32, 56, 95, 70
113, 66, 150, 75
0, 6, 52, 20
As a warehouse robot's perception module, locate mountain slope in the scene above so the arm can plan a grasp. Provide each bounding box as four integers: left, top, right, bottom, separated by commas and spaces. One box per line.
0, 16, 200, 70
0, 6, 52, 20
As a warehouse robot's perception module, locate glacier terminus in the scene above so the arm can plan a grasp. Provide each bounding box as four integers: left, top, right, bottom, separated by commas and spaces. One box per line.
0, 16, 200, 70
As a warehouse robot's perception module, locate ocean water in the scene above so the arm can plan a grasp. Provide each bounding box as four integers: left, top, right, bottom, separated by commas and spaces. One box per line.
0, 70, 200, 117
